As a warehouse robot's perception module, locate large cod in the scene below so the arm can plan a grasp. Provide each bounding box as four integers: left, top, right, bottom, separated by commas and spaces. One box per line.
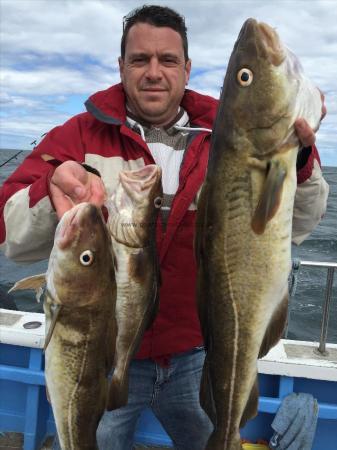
195, 19, 323, 450
10, 202, 117, 450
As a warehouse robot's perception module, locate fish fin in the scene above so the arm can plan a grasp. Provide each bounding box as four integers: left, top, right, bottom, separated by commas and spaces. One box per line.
105, 315, 117, 375
196, 258, 212, 353
194, 183, 208, 265
251, 159, 287, 234
194, 184, 211, 347
107, 371, 129, 411
240, 376, 259, 428
145, 288, 160, 331
145, 249, 161, 331
200, 355, 217, 426
44, 304, 62, 351
147, 271, 160, 331
259, 292, 289, 358
8, 274, 46, 299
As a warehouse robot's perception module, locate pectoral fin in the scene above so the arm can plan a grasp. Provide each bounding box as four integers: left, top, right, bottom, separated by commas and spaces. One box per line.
8, 274, 46, 303
194, 183, 209, 266
44, 303, 62, 351
251, 159, 287, 234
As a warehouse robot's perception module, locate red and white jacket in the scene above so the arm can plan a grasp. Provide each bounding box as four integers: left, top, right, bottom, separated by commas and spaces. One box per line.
0, 83, 329, 359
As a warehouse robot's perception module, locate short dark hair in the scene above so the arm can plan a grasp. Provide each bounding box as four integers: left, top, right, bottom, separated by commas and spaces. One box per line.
121, 5, 189, 60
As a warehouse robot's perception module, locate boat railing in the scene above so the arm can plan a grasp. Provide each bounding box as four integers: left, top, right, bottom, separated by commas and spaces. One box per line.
288, 260, 337, 356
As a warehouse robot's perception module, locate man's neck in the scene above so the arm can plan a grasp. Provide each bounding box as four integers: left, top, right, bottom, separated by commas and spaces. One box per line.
126, 106, 183, 130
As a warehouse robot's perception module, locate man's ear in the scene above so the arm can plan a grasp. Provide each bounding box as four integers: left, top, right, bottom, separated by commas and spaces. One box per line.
118, 57, 124, 80
185, 59, 192, 85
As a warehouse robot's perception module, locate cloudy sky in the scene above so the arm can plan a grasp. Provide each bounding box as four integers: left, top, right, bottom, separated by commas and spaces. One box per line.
1, 0, 336, 166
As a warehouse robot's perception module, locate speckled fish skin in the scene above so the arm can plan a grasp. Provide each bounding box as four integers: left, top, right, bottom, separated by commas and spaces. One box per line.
44, 202, 116, 450
195, 18, 322, 450
106, 164, 162, 410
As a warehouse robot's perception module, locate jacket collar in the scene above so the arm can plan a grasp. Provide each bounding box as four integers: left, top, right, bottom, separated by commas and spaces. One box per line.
84, 83, 218, 130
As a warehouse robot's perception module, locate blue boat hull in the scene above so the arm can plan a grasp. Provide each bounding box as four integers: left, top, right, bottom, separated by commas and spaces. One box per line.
1, 343, 337, 450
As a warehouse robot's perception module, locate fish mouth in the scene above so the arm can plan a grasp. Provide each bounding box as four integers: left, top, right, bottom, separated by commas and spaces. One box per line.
242, 18, 286, 66
56, 203, 101, 249
258, 21, 286, 66
119, 165, 162, 195
106, 165, 162, 247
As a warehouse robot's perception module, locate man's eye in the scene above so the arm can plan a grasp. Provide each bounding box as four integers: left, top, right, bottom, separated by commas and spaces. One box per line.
162, 58, 178, 66
131, 57, 146, 65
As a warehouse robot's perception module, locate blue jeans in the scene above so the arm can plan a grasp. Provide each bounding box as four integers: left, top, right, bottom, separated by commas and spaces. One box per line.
52, 347, 213, 449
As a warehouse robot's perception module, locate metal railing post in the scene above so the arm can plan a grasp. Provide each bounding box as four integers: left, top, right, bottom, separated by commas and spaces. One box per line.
298, 261, 337, 355
317, 267, 335, 355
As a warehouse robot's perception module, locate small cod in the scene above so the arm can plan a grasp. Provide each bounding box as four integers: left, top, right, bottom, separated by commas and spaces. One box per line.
10, 202, 116, 450
195, 19, 323, 450
106, 164, 162, 410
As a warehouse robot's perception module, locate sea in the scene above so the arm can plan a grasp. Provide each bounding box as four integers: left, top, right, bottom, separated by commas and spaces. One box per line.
0, 149, 336, 344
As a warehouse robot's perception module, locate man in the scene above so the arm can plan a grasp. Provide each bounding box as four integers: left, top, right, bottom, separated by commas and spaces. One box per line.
0, 5, 329, 450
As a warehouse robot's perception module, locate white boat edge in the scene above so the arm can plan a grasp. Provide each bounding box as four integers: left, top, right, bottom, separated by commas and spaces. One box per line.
259, 338, 337, 382
1, 307, 337, 382
0, 308, 45, 349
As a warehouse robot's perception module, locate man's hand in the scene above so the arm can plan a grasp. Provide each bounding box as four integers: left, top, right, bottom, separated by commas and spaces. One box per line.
294, 89, 327, 147
49, 161, 106, 219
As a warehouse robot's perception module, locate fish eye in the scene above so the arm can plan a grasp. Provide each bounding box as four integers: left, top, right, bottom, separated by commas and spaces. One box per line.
154, 197, 163, 209
79, 250, 94, 266
237, 68, 253, 86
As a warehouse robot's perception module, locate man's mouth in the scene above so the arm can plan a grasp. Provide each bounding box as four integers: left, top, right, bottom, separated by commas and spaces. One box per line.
142, 88, 166, 92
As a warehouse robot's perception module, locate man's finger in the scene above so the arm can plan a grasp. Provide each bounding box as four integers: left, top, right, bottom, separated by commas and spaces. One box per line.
49, 184, 75, 219
49, 162, 106, 217
51, 168, 88, 201
89, 176, 107, 207
294, 118, 315, 148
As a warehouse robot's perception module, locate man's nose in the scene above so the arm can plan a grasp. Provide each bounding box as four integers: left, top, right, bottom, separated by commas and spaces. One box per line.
145, 58, 162, 80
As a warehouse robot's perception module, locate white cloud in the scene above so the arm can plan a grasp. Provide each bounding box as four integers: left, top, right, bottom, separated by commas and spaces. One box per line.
1, 66, 119, 95
0, 0, 336, 165
1, 0, 123, 64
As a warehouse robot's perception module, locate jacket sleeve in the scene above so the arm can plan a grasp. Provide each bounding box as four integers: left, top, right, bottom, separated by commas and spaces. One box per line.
292, 145, 329, 245
0, 115, 86, 262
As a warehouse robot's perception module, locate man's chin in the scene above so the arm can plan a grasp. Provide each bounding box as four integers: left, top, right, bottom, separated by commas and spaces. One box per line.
138, 105, 169, 121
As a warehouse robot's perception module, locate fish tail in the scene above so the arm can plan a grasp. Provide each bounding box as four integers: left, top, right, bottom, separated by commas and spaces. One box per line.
206, 430, 242, 450
106, 370, 129, 411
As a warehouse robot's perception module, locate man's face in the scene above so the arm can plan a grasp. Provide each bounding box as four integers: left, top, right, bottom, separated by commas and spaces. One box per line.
119, 23, 191, 126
